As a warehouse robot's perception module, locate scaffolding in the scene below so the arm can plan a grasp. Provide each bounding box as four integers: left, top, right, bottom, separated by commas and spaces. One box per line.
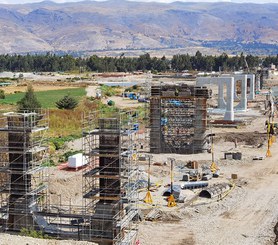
0, 109, 139, 244
139, 74, 152, 153
149, 83, 210, 154
0, 110, 49, 231
82, 110, 139, 245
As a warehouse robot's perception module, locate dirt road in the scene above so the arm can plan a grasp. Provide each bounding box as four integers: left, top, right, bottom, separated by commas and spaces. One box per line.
189, 150, 278, 245
139, 150, 278, 245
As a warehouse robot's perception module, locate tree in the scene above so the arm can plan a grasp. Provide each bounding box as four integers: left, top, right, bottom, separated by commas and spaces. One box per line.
137, 53, 152, 71
17, 84, 41, 111
0, 89, 5, 99
55, 95, 78, 110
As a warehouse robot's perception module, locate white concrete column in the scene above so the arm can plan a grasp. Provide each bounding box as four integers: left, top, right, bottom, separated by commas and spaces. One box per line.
256, 74, 261, 92
247, 74, 255, 100
218, 82, 226, 109
235, 75, 247, 111
197, 76, 235, 121
224, 78, 234, 121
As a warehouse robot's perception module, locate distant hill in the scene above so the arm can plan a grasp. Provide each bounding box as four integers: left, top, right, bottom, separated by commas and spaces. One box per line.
0, 0, 278, 55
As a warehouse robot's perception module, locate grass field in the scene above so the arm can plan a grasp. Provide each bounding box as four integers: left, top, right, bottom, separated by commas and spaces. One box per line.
0, 88, 86, 108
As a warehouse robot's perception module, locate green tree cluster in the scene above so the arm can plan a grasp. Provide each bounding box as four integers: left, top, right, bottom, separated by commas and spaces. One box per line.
0, 52, 275, 73
17, 84, 41, 111
55, 95, 78, 110
171, 52, 261, 72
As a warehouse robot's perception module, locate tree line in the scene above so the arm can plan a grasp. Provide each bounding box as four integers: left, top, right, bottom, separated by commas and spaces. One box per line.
0, 52, 277, 73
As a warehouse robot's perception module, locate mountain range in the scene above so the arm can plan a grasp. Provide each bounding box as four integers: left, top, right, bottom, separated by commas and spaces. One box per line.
0, 0, 278, 55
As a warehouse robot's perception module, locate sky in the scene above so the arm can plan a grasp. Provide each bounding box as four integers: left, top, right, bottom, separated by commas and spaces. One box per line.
0, 0, 277, 4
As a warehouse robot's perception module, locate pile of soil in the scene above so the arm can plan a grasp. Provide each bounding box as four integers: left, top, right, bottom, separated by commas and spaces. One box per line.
160, 211, 182, 222
215, 132, 267, 146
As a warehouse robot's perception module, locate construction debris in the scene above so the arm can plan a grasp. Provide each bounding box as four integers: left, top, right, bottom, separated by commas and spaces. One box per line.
145, 209, 162, 221
253, 156, 265, 160
224, 152, 242, 160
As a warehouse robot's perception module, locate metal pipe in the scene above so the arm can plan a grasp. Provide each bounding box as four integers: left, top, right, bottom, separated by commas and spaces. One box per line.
168, 158, 175, 194
147, 155, 151, 191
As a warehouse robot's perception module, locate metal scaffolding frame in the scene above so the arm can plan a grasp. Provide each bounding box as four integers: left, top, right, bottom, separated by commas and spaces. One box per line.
0, 109, 139, 245
0, 110, 49, 231
139, 76, 152, 153
82, 110, 139, 245
149, 83, 210, 154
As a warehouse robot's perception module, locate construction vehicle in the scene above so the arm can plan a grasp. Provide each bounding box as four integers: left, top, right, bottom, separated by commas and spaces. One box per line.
129, 93, 137, 100
182, 169, 202, 181
182, 161, 202, 181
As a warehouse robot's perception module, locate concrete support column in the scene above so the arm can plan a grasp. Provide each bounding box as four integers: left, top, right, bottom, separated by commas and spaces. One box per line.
224, 78, 234, 121
248, 74, 255, 100
235, 75, 247, 111
218, 82, 226, 109
193, 98, 207, 153
197, 76, 235, 121
256, 74, 261, 92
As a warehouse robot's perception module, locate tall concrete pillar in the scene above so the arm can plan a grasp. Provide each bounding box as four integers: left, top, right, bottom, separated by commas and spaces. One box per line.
256, 74, 261, 92
193, 97, 208, 153
224, 78, 234, 121
197, 76, 235, 121
247, 74, 255, 100
218, 82, 226, 109
235, 75, 247, 111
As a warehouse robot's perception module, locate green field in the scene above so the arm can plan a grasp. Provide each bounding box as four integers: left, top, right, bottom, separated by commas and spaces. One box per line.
0, 88, 86, 108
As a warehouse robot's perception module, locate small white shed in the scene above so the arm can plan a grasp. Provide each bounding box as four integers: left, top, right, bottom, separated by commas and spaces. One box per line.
68, 153, 87, 169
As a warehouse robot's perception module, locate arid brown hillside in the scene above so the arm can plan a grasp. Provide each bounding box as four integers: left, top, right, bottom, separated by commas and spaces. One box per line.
0, 0, 278, 55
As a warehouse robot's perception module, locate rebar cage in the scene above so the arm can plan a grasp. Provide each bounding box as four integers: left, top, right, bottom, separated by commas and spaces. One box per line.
149, 83, 210, 154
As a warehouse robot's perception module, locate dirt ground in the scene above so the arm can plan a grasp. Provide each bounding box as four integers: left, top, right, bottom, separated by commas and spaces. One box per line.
0, 75, 278, 245
46, 94, 278, 245
0, 233, 94, 245
44, 111, 278, 245
2, 84, 79, 94
137, 114, 278, 245
86, 85, 145, 109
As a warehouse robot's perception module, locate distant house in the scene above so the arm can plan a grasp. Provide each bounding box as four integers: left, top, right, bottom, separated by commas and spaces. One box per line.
0, 82, 12, 87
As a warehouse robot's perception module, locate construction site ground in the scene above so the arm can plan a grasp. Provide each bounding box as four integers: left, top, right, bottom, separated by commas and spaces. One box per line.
23, 108, 277, 245
0, 74, 277, 245
137, 114, 278, 245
